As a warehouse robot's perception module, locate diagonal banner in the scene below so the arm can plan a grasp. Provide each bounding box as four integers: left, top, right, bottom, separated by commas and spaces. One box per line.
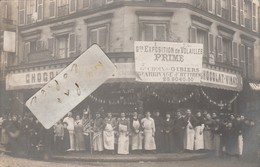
25, 44, 116, 129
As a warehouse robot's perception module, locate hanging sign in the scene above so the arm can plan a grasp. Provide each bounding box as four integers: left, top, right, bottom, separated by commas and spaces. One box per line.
134, 41, 203, 83
25, 45, 116, 129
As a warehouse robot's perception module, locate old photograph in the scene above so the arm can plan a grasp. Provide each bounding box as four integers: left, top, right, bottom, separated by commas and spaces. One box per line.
0, 0, 259, 167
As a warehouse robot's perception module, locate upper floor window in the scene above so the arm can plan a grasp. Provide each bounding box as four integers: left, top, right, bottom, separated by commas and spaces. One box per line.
252, 3, 257, 31
19, 0, 25, 25
222, 38, 232, 63
141, 23, 167, 41
56, 35, 69, 59
83, 0, 91, 9
57, 0, 69, 17
89, 26, 109, 52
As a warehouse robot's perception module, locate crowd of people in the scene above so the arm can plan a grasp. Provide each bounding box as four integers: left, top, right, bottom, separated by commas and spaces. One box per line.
0, 108, 258, 159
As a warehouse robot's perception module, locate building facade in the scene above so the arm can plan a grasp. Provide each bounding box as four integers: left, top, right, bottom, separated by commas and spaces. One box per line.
4, 0, 260, 116
0, 0, 17, 114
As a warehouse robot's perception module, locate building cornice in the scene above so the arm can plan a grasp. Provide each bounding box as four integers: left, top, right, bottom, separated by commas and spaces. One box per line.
18, 1, 259, 38
84, 13, 114, 23
50, 21, 75, 31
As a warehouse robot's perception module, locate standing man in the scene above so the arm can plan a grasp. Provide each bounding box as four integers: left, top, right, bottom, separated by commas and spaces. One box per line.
162, 112, 174, 153
63, 112, 75, 151
141, 111, 156, 153
93, 112, 104, 153
153, 110, 164, 153
103, 112, 117, 154
173, 111, 186, 153
117, 112, 130, 155
82, 107, 92, 152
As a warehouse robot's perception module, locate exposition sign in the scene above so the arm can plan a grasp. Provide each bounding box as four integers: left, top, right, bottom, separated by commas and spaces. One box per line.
134, 41, 203, 83
25, 45, 116, 129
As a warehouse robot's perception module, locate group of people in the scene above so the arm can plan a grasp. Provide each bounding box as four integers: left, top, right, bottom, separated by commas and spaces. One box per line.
0, 108, 257, 158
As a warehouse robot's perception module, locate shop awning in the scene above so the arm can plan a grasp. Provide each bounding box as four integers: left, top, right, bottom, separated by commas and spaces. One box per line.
249, 82, 260, 91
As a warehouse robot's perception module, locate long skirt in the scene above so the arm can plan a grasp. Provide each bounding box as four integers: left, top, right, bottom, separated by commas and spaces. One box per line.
204, 130, 214, 150
131, 132, 142, 150
194, 126, 204, 150
75, 132, 86, 151
237, 134, 243, 155
143, 129, 156, 150
184, 126, 195, 150
103, 130, 114, 150
118, 132, 129, 154
93, 132, 103, 152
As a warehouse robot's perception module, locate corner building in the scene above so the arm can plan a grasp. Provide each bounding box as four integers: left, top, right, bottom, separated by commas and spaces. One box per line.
6, 0, 260, 117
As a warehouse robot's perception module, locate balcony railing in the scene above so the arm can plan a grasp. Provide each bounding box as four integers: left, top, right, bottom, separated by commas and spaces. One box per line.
57, 4, 69, 17
27, 50, 54, 63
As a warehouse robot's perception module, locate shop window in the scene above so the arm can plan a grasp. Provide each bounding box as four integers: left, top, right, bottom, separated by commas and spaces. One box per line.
56, 35, 68, 59
89, 26, 109, 52
141, 23, 167, 41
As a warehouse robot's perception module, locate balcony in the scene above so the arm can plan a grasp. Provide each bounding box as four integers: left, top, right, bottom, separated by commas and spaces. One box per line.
27, 50, 54, 63
57, 4, 69, 17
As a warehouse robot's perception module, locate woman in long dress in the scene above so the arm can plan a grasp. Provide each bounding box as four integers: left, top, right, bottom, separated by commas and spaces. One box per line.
194, 111, 204, 151
203, 113, 215, 151
74, 115, 86, 151
103, 112, 117, 153
117, 112, 130, 155
130, 112, 142, 153
183, 109, 196, 151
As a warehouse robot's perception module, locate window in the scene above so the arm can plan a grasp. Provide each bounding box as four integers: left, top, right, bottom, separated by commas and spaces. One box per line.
232, 42, 239, 67
239, 44, 245, 74
222, 38, 232, 64
207, 0, 213, 13
83, 0, 90, 9
19, 0, 25, 25
141, 23, 167, 41
239, 0, 244, 26
197, 29, 208, 58
221, 0, 231, 20
246, 47, 254, 79
89, 26, 108, 51
216, 0, 222, 16
69, 0, 77, 13
49, 0, 56, 18
37, 0, 43, 21
231, 0, 237, 22
57, 0, 69, 17
56, 35, 68, 59
252, 3, 256, 31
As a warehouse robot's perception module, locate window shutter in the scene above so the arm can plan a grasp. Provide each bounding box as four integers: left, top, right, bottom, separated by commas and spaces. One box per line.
99, 27, 108, 51
49, 0, 56, 18
247, 47, 254, 78
208, 33, 214, 54
143, 24, 153, 41
24, 42, 30, 56
83, 0, 90, 8
36, 40, 44, 51
19, 0, 25, 25
189, 26, 197, 43
216, 36, 223, 62
69, 0, 76, 13
239, 0, 244, 26
155, 25, 166, 41
208, 0, 213, 13
231, 0, 237, 22
232, 42, 238, 67
69, 33, 76, 57
216, 0, 222, 16
37, 0, 43, 21
239, 44, 245, 74
48, 38, 55, 56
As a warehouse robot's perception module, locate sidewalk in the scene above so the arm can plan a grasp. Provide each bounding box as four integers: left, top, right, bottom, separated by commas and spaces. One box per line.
52, 152, 208, 162
0, 144, 208, 162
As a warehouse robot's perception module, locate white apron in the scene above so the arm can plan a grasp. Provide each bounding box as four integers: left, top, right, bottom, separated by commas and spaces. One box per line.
103, 123, 114, 150
194, 124, 204, 150
184, 121, 195, 150
131, 120, 142, 150
118, 124, 129, 154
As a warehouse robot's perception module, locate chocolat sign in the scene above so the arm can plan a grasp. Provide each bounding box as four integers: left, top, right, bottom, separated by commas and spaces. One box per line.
134, 41, 203, 83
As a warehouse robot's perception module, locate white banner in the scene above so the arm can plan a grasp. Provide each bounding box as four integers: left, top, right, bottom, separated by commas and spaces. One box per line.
4, 31, 16, 53
134, 41, 203, 83
25, 45, 116, 129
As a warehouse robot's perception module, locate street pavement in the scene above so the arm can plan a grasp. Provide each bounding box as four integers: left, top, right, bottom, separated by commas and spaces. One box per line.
0, 153, 259, 167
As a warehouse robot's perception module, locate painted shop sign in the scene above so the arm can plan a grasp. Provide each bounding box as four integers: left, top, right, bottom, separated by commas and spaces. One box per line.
6, 63, 135, 90
25, 45, 116, 129
201, 68, 243, 91
134, 41, 203, 83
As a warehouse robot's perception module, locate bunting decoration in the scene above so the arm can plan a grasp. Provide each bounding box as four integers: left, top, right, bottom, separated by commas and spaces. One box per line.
150, 91, 194, 104
201, 88, 239, 107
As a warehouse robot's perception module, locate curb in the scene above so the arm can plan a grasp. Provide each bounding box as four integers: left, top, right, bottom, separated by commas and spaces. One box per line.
51, 153, 208, 162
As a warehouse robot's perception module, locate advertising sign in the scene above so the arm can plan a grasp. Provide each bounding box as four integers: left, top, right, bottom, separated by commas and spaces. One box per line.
134, 41, 203, 83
